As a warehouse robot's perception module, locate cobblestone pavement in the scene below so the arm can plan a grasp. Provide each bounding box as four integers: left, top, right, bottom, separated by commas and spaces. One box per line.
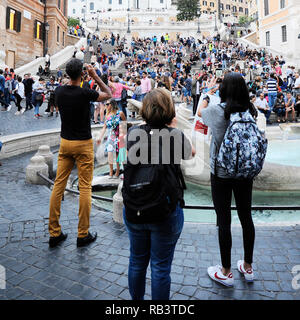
0, 101, 61, 136
0, 151, 300, 300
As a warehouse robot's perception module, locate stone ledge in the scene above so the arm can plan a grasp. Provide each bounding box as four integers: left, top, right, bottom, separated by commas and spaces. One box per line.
0, 125, 103, 160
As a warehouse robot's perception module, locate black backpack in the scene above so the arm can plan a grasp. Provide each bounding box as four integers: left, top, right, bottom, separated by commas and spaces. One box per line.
122, 125, 186, 224
121, 88, 128, 101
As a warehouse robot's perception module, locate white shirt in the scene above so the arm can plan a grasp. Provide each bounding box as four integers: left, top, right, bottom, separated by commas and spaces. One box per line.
294, 77, 300, 89
196, 81, 200, 95
33, 81, 44, 93
16, 82, 25, 99
255, 98, 269, 110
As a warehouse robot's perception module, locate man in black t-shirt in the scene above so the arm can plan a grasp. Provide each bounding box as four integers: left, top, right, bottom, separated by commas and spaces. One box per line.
22, 73, 34, 111
49, 59, 112, 248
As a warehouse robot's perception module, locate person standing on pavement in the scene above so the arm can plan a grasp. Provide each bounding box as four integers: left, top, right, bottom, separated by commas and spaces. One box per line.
32, 77, 46, 118
23, 74, 34, 111
198, 74, 257, 287
13, 76, 25, 115
0, 69, 11, 111
48, 59, 112, 248
46, 76, 60, 117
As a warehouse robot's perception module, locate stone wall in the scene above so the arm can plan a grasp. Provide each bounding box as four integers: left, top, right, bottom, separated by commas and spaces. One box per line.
0, 0, 68, 69
1, 0, 45, 69
66, 34, 80, 47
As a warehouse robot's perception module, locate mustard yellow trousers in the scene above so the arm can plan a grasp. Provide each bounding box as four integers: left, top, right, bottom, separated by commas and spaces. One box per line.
49, 138, 94, 238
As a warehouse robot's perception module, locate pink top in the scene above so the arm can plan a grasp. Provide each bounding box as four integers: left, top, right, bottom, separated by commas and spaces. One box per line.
141, 78, 151, 94
112, 82, 130, 99
275, 66, 282, 76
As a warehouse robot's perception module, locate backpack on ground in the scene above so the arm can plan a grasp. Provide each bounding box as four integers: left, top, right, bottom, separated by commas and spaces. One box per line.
216, 108, 268, 179
122, 125, 186, 224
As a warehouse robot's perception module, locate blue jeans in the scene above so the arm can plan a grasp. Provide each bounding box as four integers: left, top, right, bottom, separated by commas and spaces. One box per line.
268, 92, 277, 110
32, 91, 43, 115
274, 107, 285, 117
259, 108, 271, 120
123, 205, 184, 300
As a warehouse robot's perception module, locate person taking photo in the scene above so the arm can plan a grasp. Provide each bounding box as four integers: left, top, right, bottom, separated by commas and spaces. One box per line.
48, 59, 112, 248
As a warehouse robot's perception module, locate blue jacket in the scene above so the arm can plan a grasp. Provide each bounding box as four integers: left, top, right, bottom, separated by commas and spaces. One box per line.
0, 75, 5, 92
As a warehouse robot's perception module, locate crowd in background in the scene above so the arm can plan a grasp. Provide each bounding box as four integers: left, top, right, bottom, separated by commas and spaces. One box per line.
1, 32, 300, 123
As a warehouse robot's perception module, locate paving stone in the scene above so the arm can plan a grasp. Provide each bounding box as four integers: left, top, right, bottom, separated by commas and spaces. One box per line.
273, 256, 289, 264
19, 266, 41, 278
39, 287, 62, 299
80, 288, 101, 300
66, 283, 90, 297
193, 289, 211, 300
4, 288, 26, 299
179, 286, 197, 297
183, 275, 198, 286
19, 279, 52, 296
53, 292, 80, 300
18, 293, 38, 300
172, 274, 184, 284
172, 293, 190, 300
198, 277, 213, 288
94, 292, 116, 300
105, 284, 124, 296
260, 271, 279, 281
102, 272, 120, 283
279, 280, 294, 292
116, 276, 128, 288
276, 292, 294, 300
118, 289, 131, 300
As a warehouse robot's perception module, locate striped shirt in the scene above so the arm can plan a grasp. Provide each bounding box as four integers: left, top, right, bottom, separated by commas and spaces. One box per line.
267, 78, 278, 93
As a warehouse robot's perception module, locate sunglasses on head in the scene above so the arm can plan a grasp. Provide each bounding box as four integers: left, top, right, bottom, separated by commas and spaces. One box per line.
106, 102, 110, 106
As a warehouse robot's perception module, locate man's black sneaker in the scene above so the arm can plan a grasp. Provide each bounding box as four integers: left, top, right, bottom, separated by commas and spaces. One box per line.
77, 231, 97, 247
49, 232, 68, 248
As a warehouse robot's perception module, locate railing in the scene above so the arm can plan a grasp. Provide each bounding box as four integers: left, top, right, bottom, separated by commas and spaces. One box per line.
37, 172, 113, 203
37, 172, 300, 211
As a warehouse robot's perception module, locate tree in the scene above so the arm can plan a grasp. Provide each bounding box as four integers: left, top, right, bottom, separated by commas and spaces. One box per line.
238, 16, 254, 27
68, 17, 80, 27
176, 0, 200, 22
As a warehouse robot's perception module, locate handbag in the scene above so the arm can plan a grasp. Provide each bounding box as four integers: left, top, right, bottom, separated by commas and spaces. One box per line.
35, 93, 43, 102
194, 119, 208, 135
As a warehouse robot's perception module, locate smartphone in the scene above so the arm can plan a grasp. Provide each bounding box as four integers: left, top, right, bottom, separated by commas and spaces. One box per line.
215, 69, 223, 78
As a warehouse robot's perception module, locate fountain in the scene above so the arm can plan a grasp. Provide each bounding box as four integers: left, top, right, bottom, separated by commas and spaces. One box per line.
126, 100, 300, 191
75, 101, 300, 224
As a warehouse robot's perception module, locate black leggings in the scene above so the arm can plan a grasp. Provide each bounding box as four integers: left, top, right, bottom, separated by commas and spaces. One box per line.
211, 174, 255, 268
15, 93, 22, 111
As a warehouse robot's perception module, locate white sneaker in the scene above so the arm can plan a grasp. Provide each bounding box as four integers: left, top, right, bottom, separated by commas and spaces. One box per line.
207, 265, 234, 287
15, 111, 20, 115
20, 108, 25, 114
7, 105, 11, 112
237, 260, 254, 282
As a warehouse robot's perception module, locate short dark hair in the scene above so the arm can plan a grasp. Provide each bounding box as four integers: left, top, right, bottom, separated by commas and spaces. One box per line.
66, 59, 83, 80
0, 69, 3, 74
